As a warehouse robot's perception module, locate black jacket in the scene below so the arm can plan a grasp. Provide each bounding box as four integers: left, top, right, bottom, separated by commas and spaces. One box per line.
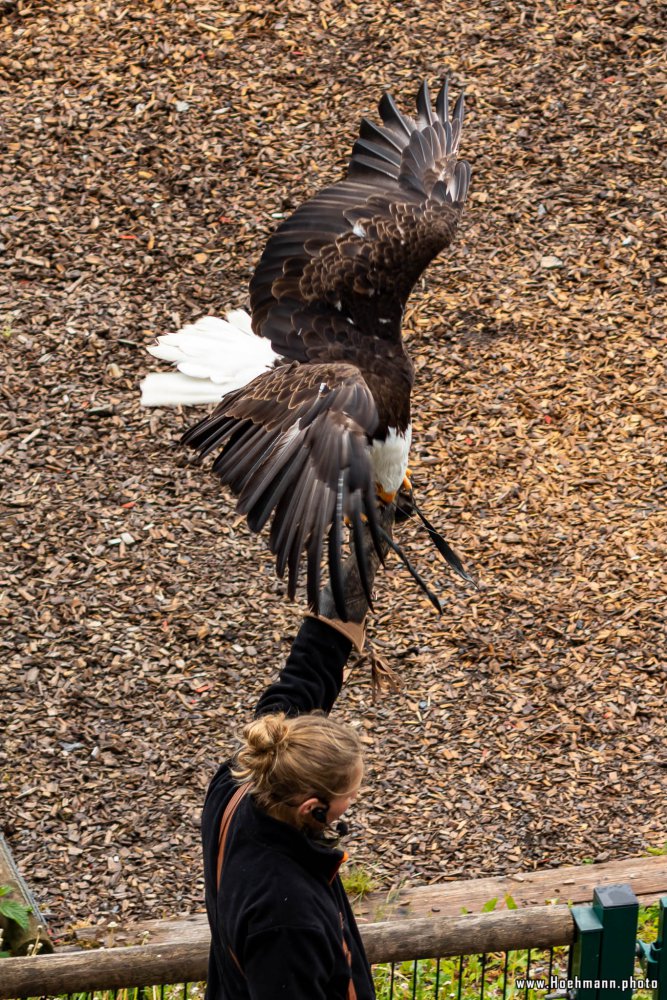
202, 617, 376, 999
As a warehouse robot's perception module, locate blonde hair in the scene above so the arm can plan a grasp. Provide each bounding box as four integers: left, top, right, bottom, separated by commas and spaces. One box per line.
233, 712, 363, 822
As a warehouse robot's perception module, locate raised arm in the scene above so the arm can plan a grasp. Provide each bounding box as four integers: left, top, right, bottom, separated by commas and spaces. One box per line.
255, 501, 395, 718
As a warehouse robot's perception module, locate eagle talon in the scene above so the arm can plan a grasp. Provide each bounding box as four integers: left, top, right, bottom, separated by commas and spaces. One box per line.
376, 488, 397, 505
402, 468, 412, 493
344, 513, 368, 526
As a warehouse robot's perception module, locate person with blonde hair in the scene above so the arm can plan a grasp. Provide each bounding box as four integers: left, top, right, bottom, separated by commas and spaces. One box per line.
201, 517, 394, 999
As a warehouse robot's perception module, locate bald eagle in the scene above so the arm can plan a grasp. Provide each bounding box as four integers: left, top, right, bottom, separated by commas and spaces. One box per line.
142, 80, 474, 618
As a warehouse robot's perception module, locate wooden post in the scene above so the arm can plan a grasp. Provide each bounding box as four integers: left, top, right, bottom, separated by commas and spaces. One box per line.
0, 905, 575, 998
0, 940, 209, 997
362, 904, 575, 964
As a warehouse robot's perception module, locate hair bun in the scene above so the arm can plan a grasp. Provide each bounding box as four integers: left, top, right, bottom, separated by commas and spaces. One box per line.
244, 714, 289, 757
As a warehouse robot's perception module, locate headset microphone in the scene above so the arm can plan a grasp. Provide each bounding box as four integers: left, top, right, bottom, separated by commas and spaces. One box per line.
310, 801, 350, 841
312, 803, 329, 825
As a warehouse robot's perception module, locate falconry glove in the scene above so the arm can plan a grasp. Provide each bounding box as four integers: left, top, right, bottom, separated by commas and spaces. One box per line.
306, 614, 366, 654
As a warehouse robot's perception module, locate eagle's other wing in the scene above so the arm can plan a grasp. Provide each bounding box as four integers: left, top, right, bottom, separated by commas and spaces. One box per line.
182, 362, 382, 618
249, 79, 471, 362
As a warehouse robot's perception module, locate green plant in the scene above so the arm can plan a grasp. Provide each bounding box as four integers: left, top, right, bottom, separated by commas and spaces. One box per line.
638, 903, 660, 939
0, 884, 32, 958
341, 864, 378, 900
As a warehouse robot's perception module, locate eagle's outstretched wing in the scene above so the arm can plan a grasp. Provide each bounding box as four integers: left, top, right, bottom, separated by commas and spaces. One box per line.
249, 78, 470, 362
182, 363, 382, 618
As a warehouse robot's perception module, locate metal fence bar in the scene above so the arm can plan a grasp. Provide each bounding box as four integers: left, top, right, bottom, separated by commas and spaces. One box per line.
501, 950, 510, 1000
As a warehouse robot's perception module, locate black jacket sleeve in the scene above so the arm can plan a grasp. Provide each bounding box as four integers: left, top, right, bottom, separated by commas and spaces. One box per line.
254, 616, 352, 718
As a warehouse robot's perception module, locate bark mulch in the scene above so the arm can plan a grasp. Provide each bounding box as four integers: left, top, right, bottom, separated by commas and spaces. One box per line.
1, 0, 665, 944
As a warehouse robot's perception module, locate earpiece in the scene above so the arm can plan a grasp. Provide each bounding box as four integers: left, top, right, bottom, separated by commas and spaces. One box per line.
311, 802, 329, 825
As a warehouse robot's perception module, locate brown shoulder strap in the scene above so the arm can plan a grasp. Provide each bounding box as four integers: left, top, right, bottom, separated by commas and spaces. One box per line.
340, 913, 358, 1000
216, 783, 250, 890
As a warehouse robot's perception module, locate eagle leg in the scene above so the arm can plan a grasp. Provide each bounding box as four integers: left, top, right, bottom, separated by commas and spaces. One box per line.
376, 486, 398, 505
376, 468, 412, 505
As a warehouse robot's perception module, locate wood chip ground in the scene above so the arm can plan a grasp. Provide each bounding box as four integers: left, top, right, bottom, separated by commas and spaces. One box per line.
0, 0, 665, 944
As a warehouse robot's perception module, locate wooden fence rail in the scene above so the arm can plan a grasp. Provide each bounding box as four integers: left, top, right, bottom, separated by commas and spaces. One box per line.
0, 905, 575, 999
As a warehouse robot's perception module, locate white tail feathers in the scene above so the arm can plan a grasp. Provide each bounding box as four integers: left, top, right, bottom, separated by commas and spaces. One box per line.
140, 310, 279, 407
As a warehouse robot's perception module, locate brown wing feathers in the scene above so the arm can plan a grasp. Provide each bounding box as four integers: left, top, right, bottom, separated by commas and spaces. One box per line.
183, 365, 381, 618
249, 79, 469, 366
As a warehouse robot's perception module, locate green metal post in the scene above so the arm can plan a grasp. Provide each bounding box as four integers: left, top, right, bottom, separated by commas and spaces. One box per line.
637, 895, 667, 1000
593, 884, 639, 1000
569, 904, 604, 1000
